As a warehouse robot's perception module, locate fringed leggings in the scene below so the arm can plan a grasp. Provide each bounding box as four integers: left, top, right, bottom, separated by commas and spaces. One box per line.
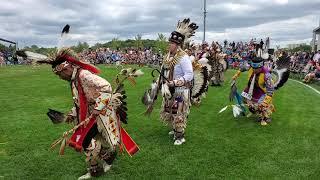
82, 124, 116, 177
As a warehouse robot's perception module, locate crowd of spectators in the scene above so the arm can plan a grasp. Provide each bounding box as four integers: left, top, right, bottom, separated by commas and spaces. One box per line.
78, 47, 163, 66
298, 50, 320, 83
0, 50, 19, 66
221, 38, 270, 69
0, 47, 163, 67
199, 38, 320, 84
2, 40, 320, 84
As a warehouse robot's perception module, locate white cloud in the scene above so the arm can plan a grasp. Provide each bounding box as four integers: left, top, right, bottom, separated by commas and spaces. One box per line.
0, 0, 319, 48
273, 0, 289, 5
210, 3, 258, 12
196, 14, 318, 48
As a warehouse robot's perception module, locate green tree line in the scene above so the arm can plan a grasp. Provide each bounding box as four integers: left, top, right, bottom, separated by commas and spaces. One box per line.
1, 34, 169, 55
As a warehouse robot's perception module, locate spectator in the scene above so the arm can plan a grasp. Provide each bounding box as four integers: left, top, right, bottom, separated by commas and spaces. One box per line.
0, 51, 5, 67
259, 39, 264, 50
303, 60, 320, 83
313, 50, 320, 62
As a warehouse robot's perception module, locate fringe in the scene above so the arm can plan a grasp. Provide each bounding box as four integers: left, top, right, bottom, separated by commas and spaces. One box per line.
160, 88, 190, 129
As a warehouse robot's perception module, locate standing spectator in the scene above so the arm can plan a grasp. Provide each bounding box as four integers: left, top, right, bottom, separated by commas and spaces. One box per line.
259, 39, 264, 50
265, 37, 270, 50
223, 40, 228, 48
231, 41, 236, 51
0, 51, 5, 67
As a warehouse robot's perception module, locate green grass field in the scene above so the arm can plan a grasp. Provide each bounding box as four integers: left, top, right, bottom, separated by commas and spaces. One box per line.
1, 65, 320, 179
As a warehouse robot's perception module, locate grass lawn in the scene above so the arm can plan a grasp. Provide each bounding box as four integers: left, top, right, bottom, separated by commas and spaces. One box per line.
1, 65, 320, 179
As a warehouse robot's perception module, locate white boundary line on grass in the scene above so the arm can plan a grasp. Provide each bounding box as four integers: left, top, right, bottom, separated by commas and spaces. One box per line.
289, 79, 320, 96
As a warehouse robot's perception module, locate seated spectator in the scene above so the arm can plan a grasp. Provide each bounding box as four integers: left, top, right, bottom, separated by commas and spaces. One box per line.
303, 60, 320, 83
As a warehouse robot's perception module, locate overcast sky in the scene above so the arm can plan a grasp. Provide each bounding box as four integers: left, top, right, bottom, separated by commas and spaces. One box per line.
1, 0, 320, 48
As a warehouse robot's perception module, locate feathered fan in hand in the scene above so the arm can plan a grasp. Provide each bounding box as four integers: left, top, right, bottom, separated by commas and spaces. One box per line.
191, 62, 210, 105
272, 54, 290, 90
115, 68, 144, 124
218, 79, 246, 118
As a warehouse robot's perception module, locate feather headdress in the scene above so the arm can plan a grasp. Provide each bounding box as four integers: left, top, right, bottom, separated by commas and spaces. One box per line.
252, 48, 290, 89
169, 18, 199, 45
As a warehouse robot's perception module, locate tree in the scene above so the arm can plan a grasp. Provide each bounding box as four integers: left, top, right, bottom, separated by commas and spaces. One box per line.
157, 33, 166, 42
0, 43, 7, 51
155, 33, 168, 53
91, 42, 103, 50
291, 45, 312, 53
14, 35, 169, 55
72, 42, 89, 53
30, 45, 39, 49
135, 34, 143, 49
110, 38, 121, 50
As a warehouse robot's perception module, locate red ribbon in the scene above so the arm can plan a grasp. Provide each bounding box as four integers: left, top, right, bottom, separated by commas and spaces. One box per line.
120, 127, 139, 156
58, 54, 100, 74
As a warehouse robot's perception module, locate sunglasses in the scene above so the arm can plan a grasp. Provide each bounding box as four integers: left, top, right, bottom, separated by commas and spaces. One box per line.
250, 61, 263, 69
52, 62, 69, 74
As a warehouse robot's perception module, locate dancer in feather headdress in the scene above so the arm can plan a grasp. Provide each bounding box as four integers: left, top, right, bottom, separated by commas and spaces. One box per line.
24, 25, 140, 179
142, 18, 198, 145
184, 42, 210, 106
230, 49, 290, 125
207, 42, 227, 86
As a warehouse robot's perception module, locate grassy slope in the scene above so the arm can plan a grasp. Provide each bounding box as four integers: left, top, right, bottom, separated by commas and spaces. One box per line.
0, 65, 320, 179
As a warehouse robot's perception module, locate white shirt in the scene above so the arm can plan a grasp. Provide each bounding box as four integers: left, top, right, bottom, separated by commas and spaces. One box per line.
173, 55, 194, 82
